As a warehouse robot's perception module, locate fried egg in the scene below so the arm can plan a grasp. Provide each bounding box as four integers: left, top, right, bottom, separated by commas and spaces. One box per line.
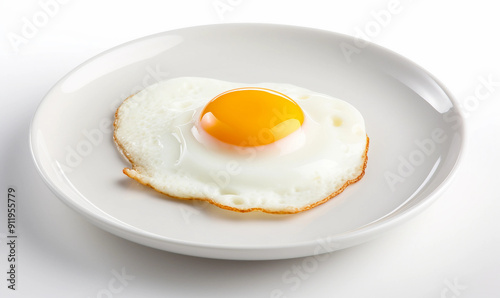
113, 77, 368, 214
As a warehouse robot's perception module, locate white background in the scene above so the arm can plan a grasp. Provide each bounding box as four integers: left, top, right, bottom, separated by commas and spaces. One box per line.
1, 0, 499, 297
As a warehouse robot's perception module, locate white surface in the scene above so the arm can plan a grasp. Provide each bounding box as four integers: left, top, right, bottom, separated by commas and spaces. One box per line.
0, 0, 499, 296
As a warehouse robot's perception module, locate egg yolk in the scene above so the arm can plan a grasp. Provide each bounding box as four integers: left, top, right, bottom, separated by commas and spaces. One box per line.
199, 88, 304, 147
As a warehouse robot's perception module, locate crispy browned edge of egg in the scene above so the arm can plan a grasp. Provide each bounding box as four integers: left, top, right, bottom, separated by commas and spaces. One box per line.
113, 94, 370, 214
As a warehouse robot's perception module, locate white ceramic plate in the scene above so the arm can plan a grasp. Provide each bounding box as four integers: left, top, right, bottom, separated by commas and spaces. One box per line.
30, 24, 465, 260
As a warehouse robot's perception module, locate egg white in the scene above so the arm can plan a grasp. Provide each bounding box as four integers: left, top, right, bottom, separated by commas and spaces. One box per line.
114, 77, 368, 213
